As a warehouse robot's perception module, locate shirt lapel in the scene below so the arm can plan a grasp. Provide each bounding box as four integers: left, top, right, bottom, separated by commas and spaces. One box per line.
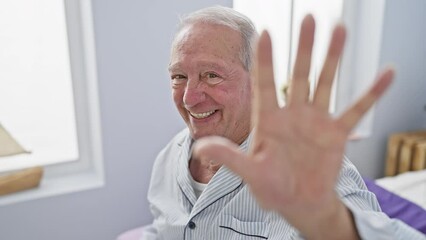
189, 165, 243, 219
176, 132, 198, 207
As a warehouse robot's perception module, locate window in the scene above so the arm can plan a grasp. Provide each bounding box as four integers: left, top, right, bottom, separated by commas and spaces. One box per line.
234, 0, 386, 138
0, 0, 104, 205
234, 0, 343, 107
0, 0, 78, 172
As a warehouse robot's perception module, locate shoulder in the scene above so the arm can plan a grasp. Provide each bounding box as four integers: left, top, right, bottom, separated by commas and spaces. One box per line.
149, 128, 191, 179
336, 156, 382, 211
148, 128, 189, 196
338, 156, 366, 189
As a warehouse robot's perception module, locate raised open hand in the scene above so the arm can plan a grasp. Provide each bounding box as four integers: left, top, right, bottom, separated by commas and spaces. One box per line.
193, 15, 393, 239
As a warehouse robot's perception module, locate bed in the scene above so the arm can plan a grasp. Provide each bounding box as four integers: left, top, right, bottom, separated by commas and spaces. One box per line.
364, 169, 426, 234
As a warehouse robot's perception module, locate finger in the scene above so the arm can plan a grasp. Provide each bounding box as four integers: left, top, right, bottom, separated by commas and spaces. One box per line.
337, 67, 394, 131
192, 136, 254, 180
253, 31, 279, 125
288, 14, 315, 106
313, 24, 346, 112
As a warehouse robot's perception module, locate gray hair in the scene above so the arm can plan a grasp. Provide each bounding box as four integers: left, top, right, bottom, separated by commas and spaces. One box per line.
173, 6, 258, 71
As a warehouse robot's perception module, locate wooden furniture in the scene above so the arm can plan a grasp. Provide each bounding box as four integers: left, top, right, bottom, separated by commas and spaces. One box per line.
0, 167, 43, 196
386, 131, 426, 176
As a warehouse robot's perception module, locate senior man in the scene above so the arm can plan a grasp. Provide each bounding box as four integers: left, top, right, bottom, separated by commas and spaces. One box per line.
143, 6, 424, 240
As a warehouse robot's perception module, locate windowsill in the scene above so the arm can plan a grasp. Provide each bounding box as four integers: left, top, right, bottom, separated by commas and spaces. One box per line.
0, 168, 104, 206
0, 154, 79, 174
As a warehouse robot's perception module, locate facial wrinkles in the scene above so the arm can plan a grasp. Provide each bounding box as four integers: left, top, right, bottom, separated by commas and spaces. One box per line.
230, 73, 252, 142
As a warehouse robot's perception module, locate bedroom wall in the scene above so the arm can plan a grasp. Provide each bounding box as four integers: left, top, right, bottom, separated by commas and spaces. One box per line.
345, 0, 426, 178
0, 1, 232, 240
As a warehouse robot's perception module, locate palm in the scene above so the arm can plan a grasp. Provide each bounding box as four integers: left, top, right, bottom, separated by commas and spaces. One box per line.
247, 105, 346, 215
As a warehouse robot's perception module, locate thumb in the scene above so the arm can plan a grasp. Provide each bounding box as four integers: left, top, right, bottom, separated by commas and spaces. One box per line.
192, 136, 253, 180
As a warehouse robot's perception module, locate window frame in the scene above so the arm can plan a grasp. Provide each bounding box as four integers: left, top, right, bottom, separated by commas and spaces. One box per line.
336, 0, 387, 139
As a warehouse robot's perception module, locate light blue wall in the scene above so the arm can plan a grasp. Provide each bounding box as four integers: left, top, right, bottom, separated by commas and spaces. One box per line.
0, 1, 231, 240
345, 0, 426, 178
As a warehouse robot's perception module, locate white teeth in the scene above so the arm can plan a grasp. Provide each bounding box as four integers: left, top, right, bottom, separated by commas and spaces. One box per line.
190, 110, 216, 119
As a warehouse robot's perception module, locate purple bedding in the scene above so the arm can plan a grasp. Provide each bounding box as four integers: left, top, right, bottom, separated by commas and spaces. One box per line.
364, 177, 426, 234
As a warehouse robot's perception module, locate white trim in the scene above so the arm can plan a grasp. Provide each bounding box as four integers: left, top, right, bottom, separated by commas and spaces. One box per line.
336, 0, 386, 139
0, 0, 104, 205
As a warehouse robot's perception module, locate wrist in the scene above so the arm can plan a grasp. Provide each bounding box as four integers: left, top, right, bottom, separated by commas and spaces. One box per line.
313, 199, 359, 240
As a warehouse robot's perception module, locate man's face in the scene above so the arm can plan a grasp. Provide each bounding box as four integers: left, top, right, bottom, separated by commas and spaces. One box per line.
169, 23, 252, 144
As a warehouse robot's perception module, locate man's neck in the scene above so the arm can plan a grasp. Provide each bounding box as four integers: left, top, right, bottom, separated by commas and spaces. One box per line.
189, 156, 221, 184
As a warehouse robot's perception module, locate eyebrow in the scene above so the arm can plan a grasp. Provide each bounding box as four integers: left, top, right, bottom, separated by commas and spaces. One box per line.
201, 62, 227, 72
167, 63, 180, 72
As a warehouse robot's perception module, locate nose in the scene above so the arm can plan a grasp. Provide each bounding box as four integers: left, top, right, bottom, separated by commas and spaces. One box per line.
183, 77, 205, 108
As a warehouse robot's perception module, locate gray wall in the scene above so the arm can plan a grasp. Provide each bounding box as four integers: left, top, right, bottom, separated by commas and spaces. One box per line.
345, 0, 426, 178
0, 1, 231, 240
0, 0, 425, 239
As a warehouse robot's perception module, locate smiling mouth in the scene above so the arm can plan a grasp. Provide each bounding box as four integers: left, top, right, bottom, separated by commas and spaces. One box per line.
189, 110, 217, 119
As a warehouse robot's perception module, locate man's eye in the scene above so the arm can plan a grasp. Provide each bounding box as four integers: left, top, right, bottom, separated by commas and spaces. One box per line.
171, 74, 186, 80
207, 73, 218, 78
171, 75, 187, 84
204, 72, 223, 85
